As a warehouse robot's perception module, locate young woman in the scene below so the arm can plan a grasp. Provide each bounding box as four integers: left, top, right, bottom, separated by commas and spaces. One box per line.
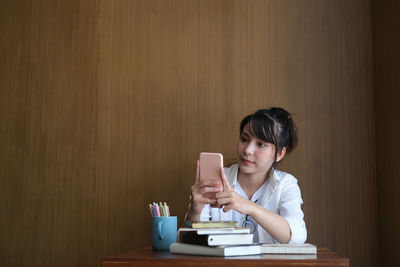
186, 108, 307, 244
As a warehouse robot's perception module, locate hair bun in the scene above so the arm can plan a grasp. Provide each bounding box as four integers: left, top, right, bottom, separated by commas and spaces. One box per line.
267, 107, 297, 153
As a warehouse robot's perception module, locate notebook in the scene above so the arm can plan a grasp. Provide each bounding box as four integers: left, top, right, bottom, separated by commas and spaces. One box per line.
170, 243, 261, 257
178, 227, 251, 235
261, 243, 317, 254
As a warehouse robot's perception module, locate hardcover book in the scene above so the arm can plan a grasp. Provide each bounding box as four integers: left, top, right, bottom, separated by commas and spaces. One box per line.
180, 230, 253, 246
170, 243, 262, 257
191, 221, 238, 229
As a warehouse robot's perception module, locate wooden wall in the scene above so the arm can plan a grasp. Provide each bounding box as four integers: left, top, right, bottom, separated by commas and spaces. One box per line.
0, 1, 379, 267
372, 1, 400, 267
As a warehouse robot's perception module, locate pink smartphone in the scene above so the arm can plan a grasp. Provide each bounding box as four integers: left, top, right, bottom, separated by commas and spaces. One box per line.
199, 152, 224, 200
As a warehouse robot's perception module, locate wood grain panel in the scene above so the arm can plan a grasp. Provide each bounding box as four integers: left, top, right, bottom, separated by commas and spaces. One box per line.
372, 1, 400, 267
0, 1, 378, 267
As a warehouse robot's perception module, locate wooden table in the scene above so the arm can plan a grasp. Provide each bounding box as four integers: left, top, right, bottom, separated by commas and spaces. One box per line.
102, 247, 349, 267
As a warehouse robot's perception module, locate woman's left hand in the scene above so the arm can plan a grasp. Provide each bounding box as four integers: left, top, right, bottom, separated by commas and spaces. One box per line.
215, 167, 255, 215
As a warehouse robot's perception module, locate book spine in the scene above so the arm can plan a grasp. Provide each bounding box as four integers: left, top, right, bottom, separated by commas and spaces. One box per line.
180, 231, 210, 246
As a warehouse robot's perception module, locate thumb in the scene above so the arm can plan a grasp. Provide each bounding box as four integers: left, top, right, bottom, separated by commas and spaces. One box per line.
220, 167, 231, 191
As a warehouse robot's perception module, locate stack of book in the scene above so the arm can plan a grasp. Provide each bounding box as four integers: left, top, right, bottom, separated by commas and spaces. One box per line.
170, 221, 317, 257
171, 221, 260, 256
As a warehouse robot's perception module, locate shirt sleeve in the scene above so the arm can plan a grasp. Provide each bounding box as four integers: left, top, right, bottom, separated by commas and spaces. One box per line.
199, 204, 211, 221
279, 178, 307, 244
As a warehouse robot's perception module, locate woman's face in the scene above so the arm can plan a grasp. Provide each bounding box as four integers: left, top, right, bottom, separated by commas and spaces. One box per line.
236, 123, 285, 176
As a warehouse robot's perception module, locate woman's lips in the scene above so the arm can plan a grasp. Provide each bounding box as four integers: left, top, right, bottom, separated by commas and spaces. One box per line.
241, 158, 254, 165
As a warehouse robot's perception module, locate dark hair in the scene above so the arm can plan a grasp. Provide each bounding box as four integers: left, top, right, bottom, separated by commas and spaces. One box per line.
240, 107, 297, 166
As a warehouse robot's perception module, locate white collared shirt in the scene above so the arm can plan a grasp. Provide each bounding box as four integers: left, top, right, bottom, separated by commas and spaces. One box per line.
199, 164, 307, 244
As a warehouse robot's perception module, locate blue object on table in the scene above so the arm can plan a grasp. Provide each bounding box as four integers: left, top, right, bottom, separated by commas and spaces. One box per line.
152, 216, 177, 251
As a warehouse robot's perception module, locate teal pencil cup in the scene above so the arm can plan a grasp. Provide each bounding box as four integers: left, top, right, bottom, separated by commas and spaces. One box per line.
151, 216, 177, 251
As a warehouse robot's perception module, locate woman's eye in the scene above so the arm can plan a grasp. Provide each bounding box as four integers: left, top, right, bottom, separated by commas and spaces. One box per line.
258, 142, 266, 147
240, 137, 248, 142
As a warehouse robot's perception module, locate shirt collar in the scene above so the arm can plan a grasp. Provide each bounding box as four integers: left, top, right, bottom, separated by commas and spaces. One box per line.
229, 164, 280, 188
268, 168, 281, 188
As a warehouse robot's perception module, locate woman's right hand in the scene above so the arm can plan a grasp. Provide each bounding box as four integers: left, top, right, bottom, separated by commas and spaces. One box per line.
187, 160, 223, 221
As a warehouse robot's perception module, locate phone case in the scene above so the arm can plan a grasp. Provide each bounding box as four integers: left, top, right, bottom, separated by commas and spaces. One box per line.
199, 152, 224, 200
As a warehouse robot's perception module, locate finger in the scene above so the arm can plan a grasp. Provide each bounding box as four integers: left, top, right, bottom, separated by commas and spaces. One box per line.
215, 191, 230, 199
216, 197, 231, 206
220, 167, 231, 190
223, 204, 233, 212
192, 194, 217, 204
194, 160, 200, 183
200, 187, 224, 194
199, 180, 222, 187
199, 197, 217, 205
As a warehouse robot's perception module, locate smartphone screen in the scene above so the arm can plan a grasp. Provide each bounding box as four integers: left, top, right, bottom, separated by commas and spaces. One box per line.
199, 152, 223, 200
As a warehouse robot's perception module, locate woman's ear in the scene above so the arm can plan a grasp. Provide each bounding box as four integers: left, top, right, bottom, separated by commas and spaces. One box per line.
276, 147, 287, 162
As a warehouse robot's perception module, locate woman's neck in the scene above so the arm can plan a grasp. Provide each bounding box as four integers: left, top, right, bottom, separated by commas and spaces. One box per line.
237, 168, 271, 199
